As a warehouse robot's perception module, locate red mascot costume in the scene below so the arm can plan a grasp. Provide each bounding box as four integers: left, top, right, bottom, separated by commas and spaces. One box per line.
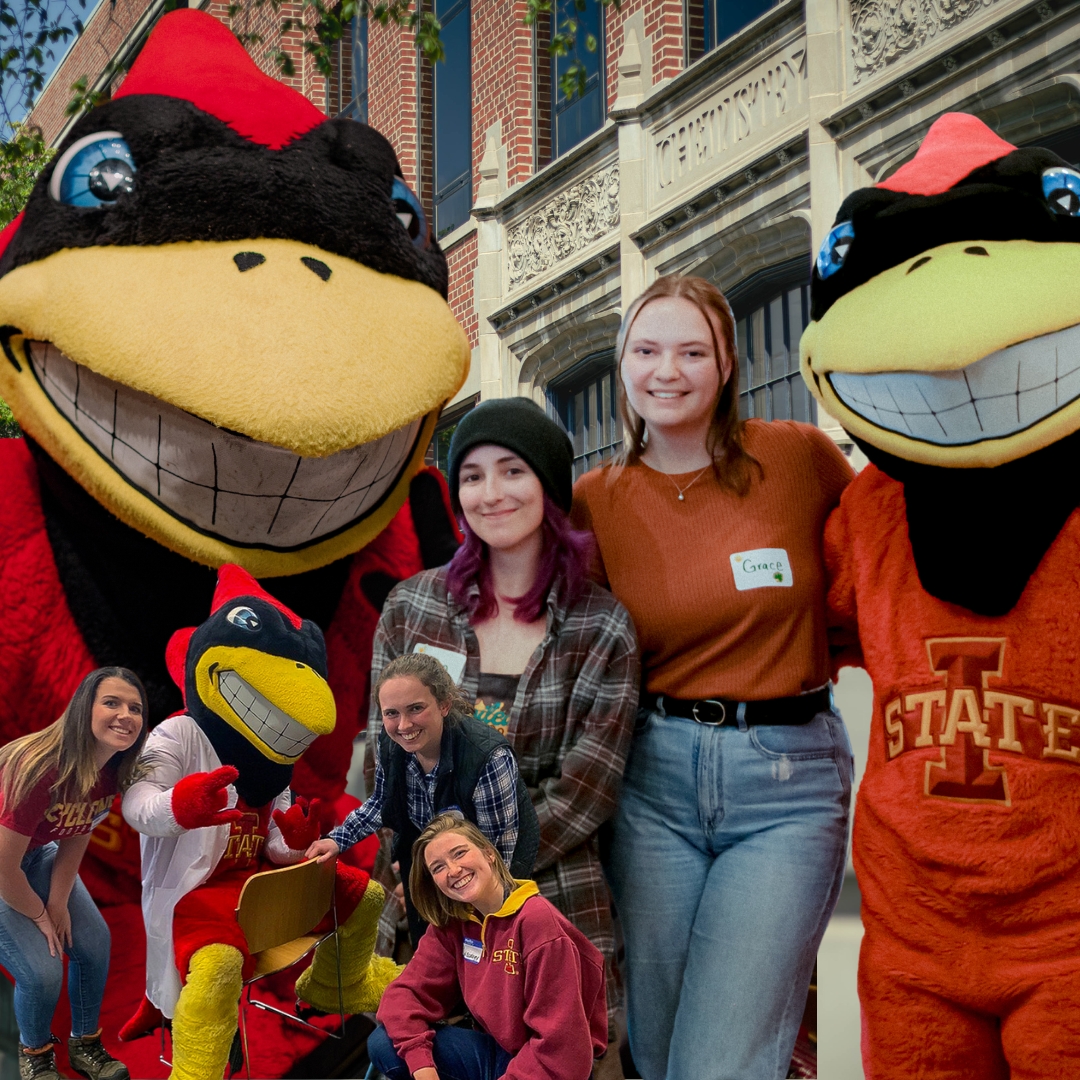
122, 564, 400, 1080
802, 112, 1080, 1078
0, 8, 466, 1077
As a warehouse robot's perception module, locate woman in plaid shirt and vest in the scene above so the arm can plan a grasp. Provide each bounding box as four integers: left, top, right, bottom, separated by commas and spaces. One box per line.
368, 398, 639, 1074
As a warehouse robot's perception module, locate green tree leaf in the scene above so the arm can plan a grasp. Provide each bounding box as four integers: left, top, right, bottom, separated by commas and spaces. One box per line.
0, 119, 53, 229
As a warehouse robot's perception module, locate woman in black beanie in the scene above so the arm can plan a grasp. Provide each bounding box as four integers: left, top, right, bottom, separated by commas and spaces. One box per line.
368, 397, 639, 1077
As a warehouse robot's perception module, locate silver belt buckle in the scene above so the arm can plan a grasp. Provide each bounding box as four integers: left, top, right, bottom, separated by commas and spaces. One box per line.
691, 699, 727, 725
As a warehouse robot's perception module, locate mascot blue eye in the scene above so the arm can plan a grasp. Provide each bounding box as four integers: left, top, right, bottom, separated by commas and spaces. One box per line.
816, 220, 855, 280
226, 606, 261, 631
1042, 167, 1080, 217
392, 177, 429, 249
49, 131, 136, 208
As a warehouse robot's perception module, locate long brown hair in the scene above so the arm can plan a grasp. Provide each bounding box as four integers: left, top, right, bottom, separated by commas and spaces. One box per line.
410, 814, 517, 928
0, 667, 149, 809
615, 274, 761, 495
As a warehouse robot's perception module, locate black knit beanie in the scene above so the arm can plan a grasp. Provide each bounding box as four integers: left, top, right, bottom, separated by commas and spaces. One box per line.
447, 398, 574, 513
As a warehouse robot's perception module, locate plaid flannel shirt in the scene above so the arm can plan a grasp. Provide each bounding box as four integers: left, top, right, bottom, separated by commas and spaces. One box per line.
329, 743, 519, 866
367, 566, 640, 976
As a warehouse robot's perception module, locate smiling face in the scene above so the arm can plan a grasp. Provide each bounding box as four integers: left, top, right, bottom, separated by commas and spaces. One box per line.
378, 675, 448, 766
457, 444, 546, 553
800, 123, 1080, 470
0, 11, 470, 576
423, 829, 506, 916
90, 676, 145, 761
621, 296, 731, 443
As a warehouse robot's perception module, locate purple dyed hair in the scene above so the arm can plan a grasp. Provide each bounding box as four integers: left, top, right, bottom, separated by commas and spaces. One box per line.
446, 493, 595, 624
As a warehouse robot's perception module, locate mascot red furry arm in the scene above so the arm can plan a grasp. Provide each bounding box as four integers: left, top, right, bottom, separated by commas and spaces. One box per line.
802, 112, 1080, 1079
0, 8, 464, 1077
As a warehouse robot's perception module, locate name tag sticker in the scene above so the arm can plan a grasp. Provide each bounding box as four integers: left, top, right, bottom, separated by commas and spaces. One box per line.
730, 548, 793, 590
412, 643, 467, 685
463, 937, 483, 964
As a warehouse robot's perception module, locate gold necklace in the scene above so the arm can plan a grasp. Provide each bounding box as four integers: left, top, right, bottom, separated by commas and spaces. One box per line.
667, 466, 710, 502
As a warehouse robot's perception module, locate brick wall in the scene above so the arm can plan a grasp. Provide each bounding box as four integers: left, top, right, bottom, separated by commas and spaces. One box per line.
472, 1, 535, 192
446, 231, 479, 349
367, 20, 421, 191
605, 0, 685, 111
26, 0, 153, 145
27, 0, 339, 144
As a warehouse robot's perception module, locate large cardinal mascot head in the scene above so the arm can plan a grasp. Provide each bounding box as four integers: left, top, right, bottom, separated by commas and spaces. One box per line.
0, 9, 469, 577
801, 113, 1080, 615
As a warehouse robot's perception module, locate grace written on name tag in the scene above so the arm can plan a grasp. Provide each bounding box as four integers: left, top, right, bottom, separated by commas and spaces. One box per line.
730, 548, 793, 591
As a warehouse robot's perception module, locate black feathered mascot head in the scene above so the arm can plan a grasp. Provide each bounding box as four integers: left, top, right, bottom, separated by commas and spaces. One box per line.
0, 9, 469, 578
801, 112, 1080, 615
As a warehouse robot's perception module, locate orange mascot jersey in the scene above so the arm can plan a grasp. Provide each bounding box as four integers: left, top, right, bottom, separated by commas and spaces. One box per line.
826, 466, 1080, 1080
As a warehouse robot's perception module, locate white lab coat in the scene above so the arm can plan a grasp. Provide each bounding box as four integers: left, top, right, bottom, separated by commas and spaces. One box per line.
122, 714, 299, 1017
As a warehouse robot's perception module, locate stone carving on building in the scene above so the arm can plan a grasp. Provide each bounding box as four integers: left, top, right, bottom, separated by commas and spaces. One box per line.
851, 0, 1002, 83
649, 38, 807, 203
506, 165, 620, 290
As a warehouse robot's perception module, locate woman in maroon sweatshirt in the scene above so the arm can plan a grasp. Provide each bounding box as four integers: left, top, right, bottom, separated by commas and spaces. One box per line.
368, 814, 607, 1080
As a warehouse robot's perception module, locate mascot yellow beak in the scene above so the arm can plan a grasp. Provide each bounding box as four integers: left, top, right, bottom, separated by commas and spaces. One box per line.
802, 240, 1080, 468
0, 238, 468, 574
194, 644, 336, 765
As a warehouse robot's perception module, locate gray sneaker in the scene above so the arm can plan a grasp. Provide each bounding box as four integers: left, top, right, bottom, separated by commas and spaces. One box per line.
66, 1032, 129, 1080
18, 1042, 63, 1080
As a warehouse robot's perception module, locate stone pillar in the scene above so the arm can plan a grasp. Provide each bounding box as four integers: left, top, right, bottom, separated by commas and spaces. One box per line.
806, 0, 845, 253
472, 123, 507, 400
611, 10, 653, 312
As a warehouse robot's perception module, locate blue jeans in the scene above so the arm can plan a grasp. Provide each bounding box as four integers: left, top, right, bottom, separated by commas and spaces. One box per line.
367, 1022, 514, 1080
609, 706, 852, 1080
0, 843, 110, 1048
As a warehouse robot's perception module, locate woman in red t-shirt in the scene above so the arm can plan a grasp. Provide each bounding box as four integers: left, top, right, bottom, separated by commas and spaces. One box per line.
0, 667, 148, 1080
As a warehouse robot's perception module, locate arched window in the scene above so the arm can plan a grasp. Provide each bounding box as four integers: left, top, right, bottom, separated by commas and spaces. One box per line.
730, 261, 815, 423
546, 351, 623, 479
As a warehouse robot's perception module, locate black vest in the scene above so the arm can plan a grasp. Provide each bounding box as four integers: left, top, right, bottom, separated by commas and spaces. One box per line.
380, 715, 540, 945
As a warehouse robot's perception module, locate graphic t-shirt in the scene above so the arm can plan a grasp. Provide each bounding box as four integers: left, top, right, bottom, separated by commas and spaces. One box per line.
211, 795, 272, 877
0, 766, 117, 848
474, 673, 521, 738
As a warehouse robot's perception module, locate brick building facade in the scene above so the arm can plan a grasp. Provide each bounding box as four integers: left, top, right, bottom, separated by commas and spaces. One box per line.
26, 0, 1080, 480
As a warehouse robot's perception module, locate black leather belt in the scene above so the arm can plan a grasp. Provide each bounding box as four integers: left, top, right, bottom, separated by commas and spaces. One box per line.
644, 687, 830, 727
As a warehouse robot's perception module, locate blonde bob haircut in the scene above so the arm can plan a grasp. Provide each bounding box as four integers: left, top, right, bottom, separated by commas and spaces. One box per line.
615, 273, 761, 495
410, 813, 516, 928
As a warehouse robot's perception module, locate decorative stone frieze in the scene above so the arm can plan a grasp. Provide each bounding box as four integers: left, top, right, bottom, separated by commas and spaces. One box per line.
505, 165, 621, 290
647, 36, 807, 206
851, 0, 1003, 83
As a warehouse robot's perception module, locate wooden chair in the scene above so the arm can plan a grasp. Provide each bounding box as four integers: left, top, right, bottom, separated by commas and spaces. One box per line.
157, 858, 345, 1078
234, 857, 345, 1078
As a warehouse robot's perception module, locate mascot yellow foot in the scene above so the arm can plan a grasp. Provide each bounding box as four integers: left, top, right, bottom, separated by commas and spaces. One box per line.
295, 879, 403, 1014
170, 944, 243, 1080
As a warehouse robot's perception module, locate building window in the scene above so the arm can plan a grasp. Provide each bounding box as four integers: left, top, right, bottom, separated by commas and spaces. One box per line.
733, 270, 815, 424
432, 0, 472, 238
547, 352, 623, 479
687, 0, 777, 63
429, 394, 480, 477
344, 16, 368, 122
537, 0, 605, 166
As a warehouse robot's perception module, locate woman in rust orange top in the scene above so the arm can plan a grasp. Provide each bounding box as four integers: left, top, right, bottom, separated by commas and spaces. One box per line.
572, 274, 855, 1080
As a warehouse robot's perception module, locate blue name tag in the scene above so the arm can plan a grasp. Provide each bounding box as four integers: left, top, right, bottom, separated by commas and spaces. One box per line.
463, 937, 483, 964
